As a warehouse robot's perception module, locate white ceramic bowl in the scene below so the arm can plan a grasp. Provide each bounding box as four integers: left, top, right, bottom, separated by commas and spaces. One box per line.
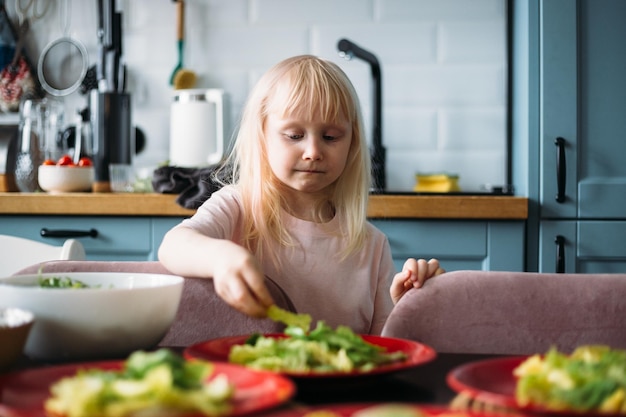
0, 307, 34, 370
38, 165, 94, 193
0, 272, 183, 360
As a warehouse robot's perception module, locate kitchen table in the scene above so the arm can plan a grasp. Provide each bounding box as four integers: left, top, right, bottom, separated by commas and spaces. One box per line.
283, 352, 505, 406
2, 350, 506, 413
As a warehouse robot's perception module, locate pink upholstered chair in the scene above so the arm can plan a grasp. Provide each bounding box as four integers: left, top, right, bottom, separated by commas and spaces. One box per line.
381, 270, 626, 355
14, 261, 296, 348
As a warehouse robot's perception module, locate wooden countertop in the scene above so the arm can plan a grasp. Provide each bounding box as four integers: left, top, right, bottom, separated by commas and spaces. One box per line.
0, 192, 528, 219
367, 194, 527, 219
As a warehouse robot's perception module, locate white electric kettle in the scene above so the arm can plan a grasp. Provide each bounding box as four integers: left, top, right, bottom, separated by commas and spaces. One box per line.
169, 89, 226, 167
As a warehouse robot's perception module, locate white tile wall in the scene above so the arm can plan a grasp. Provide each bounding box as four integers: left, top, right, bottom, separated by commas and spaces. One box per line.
7, 0, 507, 192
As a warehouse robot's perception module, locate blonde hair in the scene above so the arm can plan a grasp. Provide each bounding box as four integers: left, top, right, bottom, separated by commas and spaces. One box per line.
222, 55, 371, 264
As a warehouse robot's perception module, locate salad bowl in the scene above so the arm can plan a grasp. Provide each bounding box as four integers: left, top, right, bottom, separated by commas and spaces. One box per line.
0, 272, 183, 361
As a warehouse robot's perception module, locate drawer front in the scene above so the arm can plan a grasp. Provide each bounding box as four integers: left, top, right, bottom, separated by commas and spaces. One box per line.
371, 220, 487, 257
0, 216, 152, 261
370, 219, 524, 272
578, 221, 626, 258
371, 220, 487, 271
578, 221, 626, 273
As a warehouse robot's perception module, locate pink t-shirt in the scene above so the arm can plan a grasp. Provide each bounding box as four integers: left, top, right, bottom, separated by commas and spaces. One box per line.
178, 185, 396, 335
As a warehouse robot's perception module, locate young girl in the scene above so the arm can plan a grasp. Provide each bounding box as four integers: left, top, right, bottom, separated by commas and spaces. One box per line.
158, 55, 444, 335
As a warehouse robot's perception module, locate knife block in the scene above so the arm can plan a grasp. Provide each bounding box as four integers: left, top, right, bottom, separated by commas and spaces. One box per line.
89, 91, 133, 192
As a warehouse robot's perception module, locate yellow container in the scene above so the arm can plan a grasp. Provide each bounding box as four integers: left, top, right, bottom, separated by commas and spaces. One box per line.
414, 173, 460, 193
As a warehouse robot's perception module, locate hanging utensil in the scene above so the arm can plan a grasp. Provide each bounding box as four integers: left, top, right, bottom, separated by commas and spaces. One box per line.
37, 0, 89, 96
169, 0, 196, 89
107, 10, 123, 92
95, 0, 107, 91
15, 0, 50, 28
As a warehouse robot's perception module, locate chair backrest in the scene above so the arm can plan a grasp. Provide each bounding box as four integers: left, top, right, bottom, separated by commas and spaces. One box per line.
0, 235, 86, 277
14, 260, 297, 347
381, 270, 626, 355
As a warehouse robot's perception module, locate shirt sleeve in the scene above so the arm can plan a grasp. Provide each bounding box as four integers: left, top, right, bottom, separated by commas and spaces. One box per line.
177, 186, 243, 240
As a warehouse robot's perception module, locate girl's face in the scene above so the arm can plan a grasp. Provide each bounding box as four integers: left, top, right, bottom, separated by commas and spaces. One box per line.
264, 111, 352, 197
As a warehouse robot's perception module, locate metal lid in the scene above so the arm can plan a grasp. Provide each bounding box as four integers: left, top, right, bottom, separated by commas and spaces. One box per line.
172, 89, 224, 103
174, 92, 209, 103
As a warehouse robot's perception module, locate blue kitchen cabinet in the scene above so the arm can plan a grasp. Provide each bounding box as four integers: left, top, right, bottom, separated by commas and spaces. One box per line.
539, 0, 626, 221
0, 215, 524, 269
370, 219, 525, 272
512, 0, 626, 272
0, 216, 185, 261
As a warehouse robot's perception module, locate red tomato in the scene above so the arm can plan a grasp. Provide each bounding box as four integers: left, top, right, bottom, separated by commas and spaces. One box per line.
56, 155, 74, 166
42, 159, 56, 166
77, 157, 93, 167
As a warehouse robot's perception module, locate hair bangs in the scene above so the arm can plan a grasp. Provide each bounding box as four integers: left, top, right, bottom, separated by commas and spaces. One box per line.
266, 57, 356, 125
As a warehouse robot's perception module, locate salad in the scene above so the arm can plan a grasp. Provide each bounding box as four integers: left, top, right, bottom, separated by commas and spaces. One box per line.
35, 266, 99, 289
38, 276, 95, 289
514, 345, 626, 414
228, 306, 407, 373
45, 349, 234, 417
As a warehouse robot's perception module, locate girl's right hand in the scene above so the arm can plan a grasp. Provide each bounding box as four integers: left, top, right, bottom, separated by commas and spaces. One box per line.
211, 241, 275, 318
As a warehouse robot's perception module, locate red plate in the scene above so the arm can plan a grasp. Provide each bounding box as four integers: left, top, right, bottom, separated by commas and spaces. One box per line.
446, 356, 525, 408
446, 356, 626, 416
184, 334, 436, 379
0, 360, 295, 417
259, 402, 527, 417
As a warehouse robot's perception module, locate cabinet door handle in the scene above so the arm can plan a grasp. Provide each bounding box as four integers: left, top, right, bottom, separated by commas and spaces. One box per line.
40, 228, 99, 238
555, 235, 565, 273
555, 137, 566, 203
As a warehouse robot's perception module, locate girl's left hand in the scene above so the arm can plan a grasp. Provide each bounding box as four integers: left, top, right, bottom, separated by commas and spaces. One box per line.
390, 258, 445, 304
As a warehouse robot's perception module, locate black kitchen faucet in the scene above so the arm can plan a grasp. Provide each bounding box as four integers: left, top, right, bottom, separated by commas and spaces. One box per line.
337, 38, 385, 194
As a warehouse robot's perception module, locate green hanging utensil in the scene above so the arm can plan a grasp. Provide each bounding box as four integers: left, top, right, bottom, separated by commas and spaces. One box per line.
169, 0, 196, 89
169, 0, 184, 85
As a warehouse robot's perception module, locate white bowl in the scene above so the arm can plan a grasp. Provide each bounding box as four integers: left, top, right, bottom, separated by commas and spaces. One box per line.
0, 272, 183, 360
38, 165, 94, 193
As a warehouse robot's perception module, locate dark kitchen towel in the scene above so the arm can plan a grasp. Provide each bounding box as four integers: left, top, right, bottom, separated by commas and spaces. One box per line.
152, 164, 231, 209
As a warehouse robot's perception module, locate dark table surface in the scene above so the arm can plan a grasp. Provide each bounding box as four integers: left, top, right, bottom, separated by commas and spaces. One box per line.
1, 350, 506, 415
289, 352, 502, 405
